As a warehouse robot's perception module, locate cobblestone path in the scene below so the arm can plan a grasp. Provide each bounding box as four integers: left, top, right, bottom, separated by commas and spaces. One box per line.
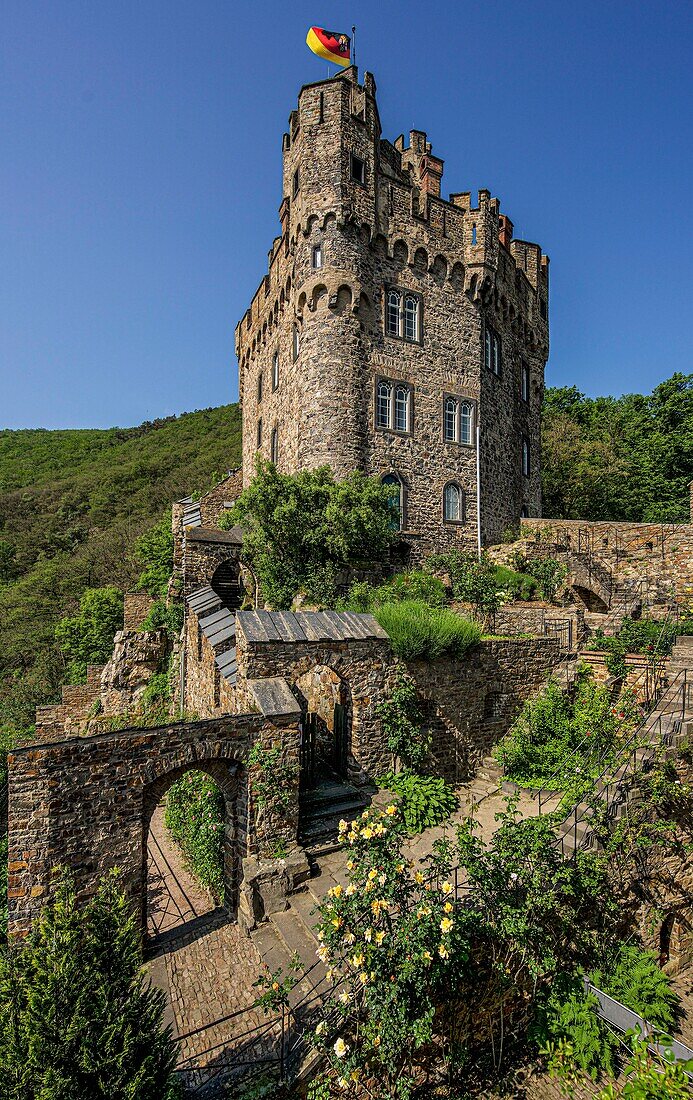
145, 809, 280, 1093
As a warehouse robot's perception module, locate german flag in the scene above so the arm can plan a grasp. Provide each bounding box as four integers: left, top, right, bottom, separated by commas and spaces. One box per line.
306, 27, 351, 68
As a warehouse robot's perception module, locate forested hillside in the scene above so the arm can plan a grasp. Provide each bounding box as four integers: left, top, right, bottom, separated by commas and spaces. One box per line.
0, 405, 241, 730
542, 372, 693, 523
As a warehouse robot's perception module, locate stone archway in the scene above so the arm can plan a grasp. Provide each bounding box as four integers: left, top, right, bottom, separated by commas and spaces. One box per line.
210, 559, 244, 611
141, 758, 244, 937
294, 665, 352, 789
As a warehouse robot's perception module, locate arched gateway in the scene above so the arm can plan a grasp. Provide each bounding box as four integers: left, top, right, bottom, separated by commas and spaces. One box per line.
5, 710, 301, 940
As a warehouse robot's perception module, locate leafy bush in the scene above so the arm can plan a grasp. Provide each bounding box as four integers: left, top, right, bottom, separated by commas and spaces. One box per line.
374, 600, 481, 661
510, 554, 568, 602
375, 672, 428, 770
165, 772, 224, 899
379, 770, 458, 832
339, 570, 446, 614
493, 563, 539, 601
0, 872, 179, 1099
54, 585, 124, 683
533, 974, 617, 1079
134, 514, 174, 598
495, 669, 640, 800
593, 617, 678, 678
593, 944, 680, 1034
223, 461, 397, 608
426, 551, 504, 617
141, 598, 184, 637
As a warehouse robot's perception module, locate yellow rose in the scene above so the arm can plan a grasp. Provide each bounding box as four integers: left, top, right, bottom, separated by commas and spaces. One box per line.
385, 804, 397, 816
440, 917, 453, 934
441, 881, 453, 896
414, 871, 424, 885
444, 901, 453, 913
334, 1037, 348, 1058
439, 943, 449, 959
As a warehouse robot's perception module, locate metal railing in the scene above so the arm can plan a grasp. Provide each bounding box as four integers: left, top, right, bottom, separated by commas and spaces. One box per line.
583, 979, 693, 1074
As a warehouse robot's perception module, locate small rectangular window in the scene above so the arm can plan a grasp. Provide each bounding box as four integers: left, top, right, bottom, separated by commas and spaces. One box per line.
521, 360, 530, 402
312, 243, 323, 269
522, 436, 530, 477
376, 380, 392, 429
257, 372, 263, 404
270, 427, 278, 464
293, 327, 300, 361
292, 168, 300, 198
272, 352, 279, 391
257, 418, 263, 449
350, 154, 365, 185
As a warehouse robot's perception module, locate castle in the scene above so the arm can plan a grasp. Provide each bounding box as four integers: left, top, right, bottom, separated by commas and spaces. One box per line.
235, 67, 549, 558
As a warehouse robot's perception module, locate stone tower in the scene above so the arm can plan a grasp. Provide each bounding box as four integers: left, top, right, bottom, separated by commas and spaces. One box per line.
235, 68, 549, 560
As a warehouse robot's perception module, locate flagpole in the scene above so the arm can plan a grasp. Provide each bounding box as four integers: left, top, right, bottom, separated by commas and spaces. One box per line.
352, 25, 356, 67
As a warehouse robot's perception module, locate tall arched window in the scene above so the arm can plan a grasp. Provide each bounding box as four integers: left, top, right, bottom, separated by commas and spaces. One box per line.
459, 401, 473, 445
386, 289, 400, 336
444, 397, 457, 442
522, 436, 530, 477
376, 380, 392, 429
272, 352, 279, 390
404, 295, 419, 342
382, 473, 403, 531
394, 385, 410, 432
443, 482, 464, 523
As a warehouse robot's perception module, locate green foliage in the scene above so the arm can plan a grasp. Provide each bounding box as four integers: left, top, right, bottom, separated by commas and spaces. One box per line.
598, 1036, 693, 1099
378, 770, 458, 832
373, 600, 481, 661
426, 550, 505, 617
0, 404, 241, 737
339, 570, 446, 613
534, 974, 617, 1079
164, 772, 225, 900
0, 541, 18, 584
375, 672, 428, 770
592, 944, 679, 1034
493, 563, 539, 601
247, 742, 298, 817
223, 461, 397, 608
134, 515, 174, 598
542, 373, 693, 522
495, 669, 640, 801
54, 585, 124, 683
510, 553, 568, 602
0, 871, 179, 1099
141, 599, 184, 637
592, 616, 677, 678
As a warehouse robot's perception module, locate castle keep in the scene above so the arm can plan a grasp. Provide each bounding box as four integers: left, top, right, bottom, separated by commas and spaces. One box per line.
236, 67, 549, 556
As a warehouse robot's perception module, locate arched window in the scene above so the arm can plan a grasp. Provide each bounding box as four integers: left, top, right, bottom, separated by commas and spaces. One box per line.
444, 397, 457, 442
459, 401, 473, 445
382, 473, 403, 531
443, 482, 464, 523
270, 426, 278, 464
394, 385, 410, 432
272, 352, 279, 391
404, 296, 419, 342
386, 289, 400, 336
376, 380, 392, 429
522, 437, 530, 477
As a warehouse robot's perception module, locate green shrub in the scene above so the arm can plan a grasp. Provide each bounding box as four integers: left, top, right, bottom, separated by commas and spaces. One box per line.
375, 671, 428, 770
511, 554, 568, 602
141, 598, 184, 637
493, 564, 539, 601
593, 944, 679, 1034
339, 570, 446, 614
532, 974, 617, 1079
54, 586, 124, 683
164, 772, 224, 899
426, 551, 504, 617
374, 600, 481, 661
495, 669, 640, 800
0, 872, 179, 1099
378, 770, 458, 833
134, 514, 174, 598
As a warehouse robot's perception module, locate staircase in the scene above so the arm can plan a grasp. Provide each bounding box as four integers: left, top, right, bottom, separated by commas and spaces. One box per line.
298, 781, 373, 856
668, 636, 693, 679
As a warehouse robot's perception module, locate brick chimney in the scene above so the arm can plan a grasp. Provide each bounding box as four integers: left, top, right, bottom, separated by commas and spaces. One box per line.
499, 213, 514, 250
419, 154, 444, 199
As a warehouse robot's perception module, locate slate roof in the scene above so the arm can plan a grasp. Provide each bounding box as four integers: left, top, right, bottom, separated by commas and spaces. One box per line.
236, 610, 389, 644
185, 526, 244, 546
247, 677, 302, 719
186, 586, 237, 684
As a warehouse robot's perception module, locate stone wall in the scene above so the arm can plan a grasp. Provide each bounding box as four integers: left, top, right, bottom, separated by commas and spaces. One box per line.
518, 518, 693, 611
6, 710, 300, 938
235, 67, 548, 562
408, 637, 562, 779
123, 592, 155, 631
483, 602, 586, 649
99, 629, 169, 717
34, 664, 104, 741
183, 608, 237, 717
182, 528, 244, 599
198, 469, 243, 527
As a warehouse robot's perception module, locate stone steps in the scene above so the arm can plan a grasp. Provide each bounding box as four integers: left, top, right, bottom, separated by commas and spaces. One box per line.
299, 782, 372, 855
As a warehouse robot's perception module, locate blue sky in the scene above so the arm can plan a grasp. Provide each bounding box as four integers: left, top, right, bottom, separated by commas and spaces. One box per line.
1, 0, 691, 429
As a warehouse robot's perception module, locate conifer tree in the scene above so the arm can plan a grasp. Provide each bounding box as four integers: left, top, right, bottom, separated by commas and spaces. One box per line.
0, 871, 180, 1100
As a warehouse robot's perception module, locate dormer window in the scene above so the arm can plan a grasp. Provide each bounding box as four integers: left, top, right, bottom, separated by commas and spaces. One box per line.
350, 154, 365, 185
385, 288, 422, 343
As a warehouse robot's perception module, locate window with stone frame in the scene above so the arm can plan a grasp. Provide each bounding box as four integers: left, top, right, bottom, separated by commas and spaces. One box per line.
384, 287, 422, 343
520, 359, 530, 402
375, 377, 412, 434
272, 351, 279, 391
484, 324, 502, 376
522, 435, 530, 477
350, 154, 366, 185
257, 417, 263, 449
382, 472, 404, 531
443, 395, 475, 446
257, 371, 263, 404
312, 243, 323, 270
443, 482, 465, 524
293, 326, 300, 362
292, 168, 300, 197
270, 426, 278, 464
